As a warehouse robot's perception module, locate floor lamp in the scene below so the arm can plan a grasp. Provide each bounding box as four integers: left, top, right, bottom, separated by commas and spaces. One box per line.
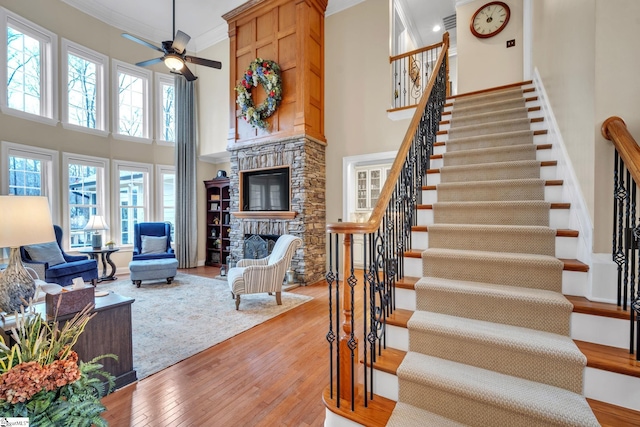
0, 196, 55, 313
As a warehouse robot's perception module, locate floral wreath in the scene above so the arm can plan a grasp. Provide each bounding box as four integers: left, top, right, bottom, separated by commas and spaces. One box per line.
235, 58, 283, 130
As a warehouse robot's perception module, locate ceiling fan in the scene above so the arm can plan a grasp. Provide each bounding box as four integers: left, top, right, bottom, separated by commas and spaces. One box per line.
121, 0, 222, 81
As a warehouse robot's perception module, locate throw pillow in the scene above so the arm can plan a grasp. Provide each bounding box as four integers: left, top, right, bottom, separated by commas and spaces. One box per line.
141, 235, 167, 254
24, 241, 66, 266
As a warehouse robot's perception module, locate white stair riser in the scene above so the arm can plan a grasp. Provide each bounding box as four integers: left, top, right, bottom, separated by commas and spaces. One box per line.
402, 256, 587, 295
429, 149, 553, 169
373, 368, 399, 401
410, 231, 578, 259
584, 367, 640, 412
416, 207, 570, 229
396, 288, 416, 311
422, 185, 563, 204
571, 312, 629, 349
427, 166, 557, 185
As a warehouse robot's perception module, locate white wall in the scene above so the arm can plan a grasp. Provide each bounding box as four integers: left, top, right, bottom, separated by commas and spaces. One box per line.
456, 0, 524, 93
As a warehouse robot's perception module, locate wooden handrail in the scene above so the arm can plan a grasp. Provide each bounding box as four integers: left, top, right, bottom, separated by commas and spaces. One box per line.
602, 116, 640, 187
327, 32, 449, 235
389, 40, 445, 63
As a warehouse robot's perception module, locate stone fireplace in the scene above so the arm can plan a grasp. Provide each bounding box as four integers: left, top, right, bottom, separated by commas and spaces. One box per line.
227, 136, 326, 285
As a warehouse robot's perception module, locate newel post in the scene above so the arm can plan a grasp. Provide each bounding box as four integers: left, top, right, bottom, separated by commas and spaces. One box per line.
339, 234, 358, 400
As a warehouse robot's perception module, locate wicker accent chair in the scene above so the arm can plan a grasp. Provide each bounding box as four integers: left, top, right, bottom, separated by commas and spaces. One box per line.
227, 234, 302, 310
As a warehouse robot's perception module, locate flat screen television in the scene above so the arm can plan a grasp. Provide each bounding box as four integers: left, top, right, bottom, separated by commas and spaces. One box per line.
241, 167, 290, 211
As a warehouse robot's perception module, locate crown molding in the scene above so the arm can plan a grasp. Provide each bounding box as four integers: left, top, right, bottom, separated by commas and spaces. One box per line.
395, 0, 424, 47
325, 0, 365, 16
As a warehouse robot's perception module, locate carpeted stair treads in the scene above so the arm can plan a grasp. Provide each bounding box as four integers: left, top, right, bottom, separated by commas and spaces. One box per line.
433, 200, 551, 226
426, 224, 556, 255
444, 129, 535, 152
439, 160, 541, 183
451, 87, 524, 108
449, 107, 529, 128
436, 178, 545, 202
387, 402, 471, 427
421, 248, 563, 292
441, 143, 537, 166
414, 277, 572, 335
396, 353, 600, 426
407, 311, 586, 393
449, 97, 526, 118
447, 117, 532, 139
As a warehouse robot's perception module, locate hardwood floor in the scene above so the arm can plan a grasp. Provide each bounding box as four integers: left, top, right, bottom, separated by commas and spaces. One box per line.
101, 266, 329, 427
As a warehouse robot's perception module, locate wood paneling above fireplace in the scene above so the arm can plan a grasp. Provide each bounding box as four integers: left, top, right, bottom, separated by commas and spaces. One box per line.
224, 0, 327, 145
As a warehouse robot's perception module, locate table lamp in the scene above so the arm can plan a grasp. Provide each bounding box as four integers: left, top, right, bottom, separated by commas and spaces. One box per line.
0, 196, 55, 313
84, 215, 109, 249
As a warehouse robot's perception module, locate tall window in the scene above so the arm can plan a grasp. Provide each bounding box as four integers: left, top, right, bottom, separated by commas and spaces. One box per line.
157, 165, 175, 240
156, 74, 175, 144
1, 141, 59, 221
115, 161, 151, 245
63, 154, 108, 249
113, 60, 150, 141
1, 8, 57, 122
62, 39, 108, 133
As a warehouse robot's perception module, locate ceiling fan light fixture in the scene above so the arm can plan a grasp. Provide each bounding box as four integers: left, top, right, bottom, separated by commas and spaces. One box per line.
164, 54, 184, 71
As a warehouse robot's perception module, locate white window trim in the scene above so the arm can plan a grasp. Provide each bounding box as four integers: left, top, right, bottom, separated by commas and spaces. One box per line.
0, 7, 58, 126
62, 152, 109, 251
155, 164, 175, 221
113, 159, 153, 247
155, 73, 175, 146
61, 38, 109, 137
112, 59, 152, 143
1, 140, 60, 224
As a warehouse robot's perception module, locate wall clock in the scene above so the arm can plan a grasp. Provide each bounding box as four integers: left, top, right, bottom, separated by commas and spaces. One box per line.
470, 1, 511, 39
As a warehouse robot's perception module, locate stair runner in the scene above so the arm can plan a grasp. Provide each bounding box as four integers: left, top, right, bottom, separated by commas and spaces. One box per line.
386, 87, 600, 426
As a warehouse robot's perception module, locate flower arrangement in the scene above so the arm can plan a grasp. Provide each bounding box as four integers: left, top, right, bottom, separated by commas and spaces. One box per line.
0, 303, 116, 426
235, 58, 283, 130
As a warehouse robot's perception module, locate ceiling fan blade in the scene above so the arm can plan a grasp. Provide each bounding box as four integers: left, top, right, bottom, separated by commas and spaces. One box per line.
180, 65, 198, 81
136, 57, 164, 68
172, 30, 191, 54
185, 56, 222, 69
122, 33, 163, 53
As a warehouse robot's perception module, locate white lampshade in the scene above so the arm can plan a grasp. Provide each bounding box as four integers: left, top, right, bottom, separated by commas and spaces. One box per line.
0, 196, 55, 248
84, 215, 109, 231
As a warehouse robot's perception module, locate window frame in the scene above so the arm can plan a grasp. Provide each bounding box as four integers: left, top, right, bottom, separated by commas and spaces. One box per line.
0, 7, 58, 126
62, 152, 109, 251
112, 59, 152, 143
155, 73, 175, 146
61, 38, 109, 137
1, 140, 59, 222
156, 164, 176, 242
113, 159, 152, 247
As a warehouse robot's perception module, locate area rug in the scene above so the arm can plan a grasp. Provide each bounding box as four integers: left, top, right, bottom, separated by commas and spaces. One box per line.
99, 273, 312, 380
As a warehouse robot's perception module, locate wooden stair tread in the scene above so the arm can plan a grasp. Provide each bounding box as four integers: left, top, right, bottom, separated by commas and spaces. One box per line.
588, 398, 640, 427
567, 296, 630, 320
559, 258, 589, 272
396, 276, 419, 290
576, 340, 640, 378
417, 202, 570, 209
411, 225, 579, 238
388, 309, 413, 328
422, 180, 563, 190
322, 385, 393, 427
370, 347, 406, 375
427, 160, 557, 173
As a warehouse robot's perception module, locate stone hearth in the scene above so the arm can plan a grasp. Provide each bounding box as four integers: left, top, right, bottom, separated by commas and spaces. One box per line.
227, 135, 326, 285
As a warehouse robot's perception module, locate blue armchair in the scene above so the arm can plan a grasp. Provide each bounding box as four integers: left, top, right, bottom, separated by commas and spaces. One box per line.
20, 225, 98, 286
132, 222, 175, 261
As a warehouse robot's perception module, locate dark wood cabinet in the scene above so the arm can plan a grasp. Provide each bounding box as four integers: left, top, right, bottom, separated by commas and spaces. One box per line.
0, 293, 136, 389
204, 177, 231, 267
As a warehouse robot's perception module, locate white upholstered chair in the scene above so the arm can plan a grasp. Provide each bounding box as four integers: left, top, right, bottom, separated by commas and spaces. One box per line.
227, 234, 302, 310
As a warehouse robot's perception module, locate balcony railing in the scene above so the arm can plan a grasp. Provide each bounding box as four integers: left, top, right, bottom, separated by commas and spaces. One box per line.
389, 36, 449, 111
325, 33, 449, 412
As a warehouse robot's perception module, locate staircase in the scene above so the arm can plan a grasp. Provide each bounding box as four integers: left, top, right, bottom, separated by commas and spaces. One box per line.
325, 82, 640, 426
